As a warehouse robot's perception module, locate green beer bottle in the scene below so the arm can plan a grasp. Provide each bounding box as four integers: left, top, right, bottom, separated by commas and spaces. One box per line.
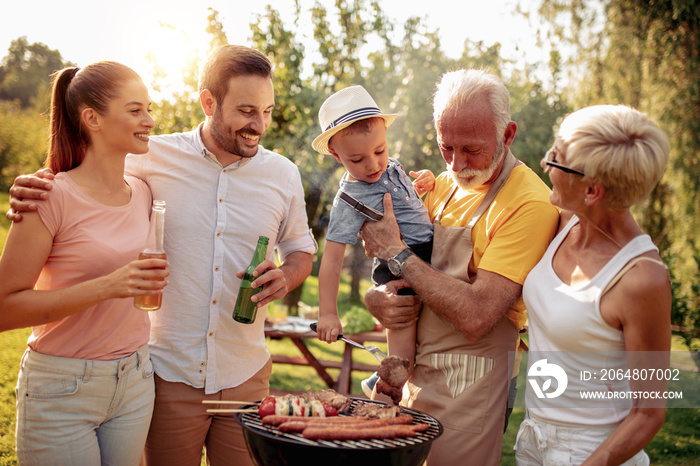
233, 236, 269, 324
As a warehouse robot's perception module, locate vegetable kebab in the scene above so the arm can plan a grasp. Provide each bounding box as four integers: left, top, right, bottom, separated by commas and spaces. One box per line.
258, 394, 338, 418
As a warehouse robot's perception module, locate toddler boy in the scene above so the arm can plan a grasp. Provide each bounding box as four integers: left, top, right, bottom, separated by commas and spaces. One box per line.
312, 85, 434, 398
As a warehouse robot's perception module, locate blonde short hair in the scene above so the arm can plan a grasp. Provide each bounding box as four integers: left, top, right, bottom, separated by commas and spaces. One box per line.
557, 105, 669, 209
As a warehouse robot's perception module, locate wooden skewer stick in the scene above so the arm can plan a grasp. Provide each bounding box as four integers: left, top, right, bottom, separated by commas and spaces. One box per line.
206, 408, 259, 414
201, 400, 259, 405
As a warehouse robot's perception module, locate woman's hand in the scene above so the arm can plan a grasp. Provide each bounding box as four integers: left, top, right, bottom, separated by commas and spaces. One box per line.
103, 257, 169, 300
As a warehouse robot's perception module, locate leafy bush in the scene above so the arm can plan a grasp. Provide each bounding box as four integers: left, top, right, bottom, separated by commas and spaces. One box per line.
341, 307, 376, 335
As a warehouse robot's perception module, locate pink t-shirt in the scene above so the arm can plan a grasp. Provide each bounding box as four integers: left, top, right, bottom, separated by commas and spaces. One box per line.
28, 172, 153, 360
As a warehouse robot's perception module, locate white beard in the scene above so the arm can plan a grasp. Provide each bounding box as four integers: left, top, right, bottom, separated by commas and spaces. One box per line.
449, 141, 506, 190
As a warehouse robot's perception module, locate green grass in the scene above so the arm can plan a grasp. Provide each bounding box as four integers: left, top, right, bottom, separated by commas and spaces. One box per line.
0, 202, 698, 464
0, 192, 9, 253
0, 328, 28, 466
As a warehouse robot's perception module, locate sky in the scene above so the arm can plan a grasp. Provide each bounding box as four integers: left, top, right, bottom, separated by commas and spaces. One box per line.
0, 0, 542, 99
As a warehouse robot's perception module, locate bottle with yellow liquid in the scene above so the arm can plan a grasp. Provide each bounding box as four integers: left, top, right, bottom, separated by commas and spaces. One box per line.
134, 200, 166, 311
233, 236, 269, 324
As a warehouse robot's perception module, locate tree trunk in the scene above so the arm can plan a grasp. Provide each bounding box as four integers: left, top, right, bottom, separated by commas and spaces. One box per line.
349, 242, 370, 302
283, 283, 303, 315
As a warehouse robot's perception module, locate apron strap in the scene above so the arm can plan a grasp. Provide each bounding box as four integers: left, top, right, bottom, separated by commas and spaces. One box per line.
467, 151, 517, 229
435, 185, 459, 222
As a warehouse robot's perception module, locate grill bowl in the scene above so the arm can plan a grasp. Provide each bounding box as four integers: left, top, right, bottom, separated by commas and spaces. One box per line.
234, 397, 443, 466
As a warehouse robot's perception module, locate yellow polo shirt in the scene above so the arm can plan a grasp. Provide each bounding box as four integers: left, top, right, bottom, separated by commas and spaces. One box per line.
424, 164, 559, 330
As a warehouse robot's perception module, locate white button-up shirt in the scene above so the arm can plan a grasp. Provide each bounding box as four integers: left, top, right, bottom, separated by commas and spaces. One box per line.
125, 123, 317, 393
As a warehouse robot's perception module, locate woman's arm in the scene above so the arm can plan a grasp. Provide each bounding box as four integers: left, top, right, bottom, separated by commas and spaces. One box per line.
0, 211, 169, 332
584, 259, 672, 465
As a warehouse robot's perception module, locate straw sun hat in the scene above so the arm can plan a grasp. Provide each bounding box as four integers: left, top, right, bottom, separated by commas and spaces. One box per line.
312, 85, 398, 155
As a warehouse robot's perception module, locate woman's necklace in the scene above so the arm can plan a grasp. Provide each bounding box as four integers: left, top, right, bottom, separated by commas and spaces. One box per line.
578, 214, 626, 250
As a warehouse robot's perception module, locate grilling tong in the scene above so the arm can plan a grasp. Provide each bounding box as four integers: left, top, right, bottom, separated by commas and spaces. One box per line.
310, 322, 386, 362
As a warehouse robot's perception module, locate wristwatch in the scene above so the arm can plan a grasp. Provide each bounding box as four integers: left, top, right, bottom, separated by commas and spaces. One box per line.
387, 248, 414, 277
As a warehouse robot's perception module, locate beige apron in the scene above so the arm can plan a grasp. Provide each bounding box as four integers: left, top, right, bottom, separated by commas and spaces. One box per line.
406, 153, 519, 466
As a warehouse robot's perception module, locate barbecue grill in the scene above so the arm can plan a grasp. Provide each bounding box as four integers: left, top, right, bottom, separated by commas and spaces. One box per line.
234, 398, 443, 466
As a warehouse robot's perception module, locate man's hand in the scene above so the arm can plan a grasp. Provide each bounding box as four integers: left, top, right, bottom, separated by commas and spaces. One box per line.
236, 259, 288, 308
364, 280, 421, 330
7, 168, 55, 222
360, 193, 407, 261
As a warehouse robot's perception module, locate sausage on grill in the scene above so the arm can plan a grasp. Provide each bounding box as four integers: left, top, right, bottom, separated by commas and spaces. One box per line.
302, 423, 429, 440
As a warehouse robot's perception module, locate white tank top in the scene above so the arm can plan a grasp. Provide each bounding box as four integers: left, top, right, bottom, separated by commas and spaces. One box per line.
523, 216, 658, 426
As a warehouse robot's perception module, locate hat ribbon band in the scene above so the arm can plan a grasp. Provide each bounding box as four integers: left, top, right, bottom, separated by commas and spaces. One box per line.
324, 106, 382, 132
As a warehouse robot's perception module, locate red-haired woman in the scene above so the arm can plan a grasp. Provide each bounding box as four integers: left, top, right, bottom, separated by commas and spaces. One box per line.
0, 62, 168, 465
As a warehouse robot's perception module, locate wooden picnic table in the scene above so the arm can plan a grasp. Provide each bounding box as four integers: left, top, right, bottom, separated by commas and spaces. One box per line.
264, 325, 386, 396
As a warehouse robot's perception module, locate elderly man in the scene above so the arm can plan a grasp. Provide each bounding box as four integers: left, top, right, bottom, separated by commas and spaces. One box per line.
360, 69, 559, 465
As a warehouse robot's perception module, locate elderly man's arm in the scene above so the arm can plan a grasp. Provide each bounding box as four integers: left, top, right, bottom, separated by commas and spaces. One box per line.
361, 193, 521, 341
393, 256, 521, 341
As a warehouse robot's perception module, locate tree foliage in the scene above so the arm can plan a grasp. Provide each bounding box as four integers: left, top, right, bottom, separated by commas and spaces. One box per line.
0, 37, 72, 108
0, 101, 47, 190
0, 38, 74, 190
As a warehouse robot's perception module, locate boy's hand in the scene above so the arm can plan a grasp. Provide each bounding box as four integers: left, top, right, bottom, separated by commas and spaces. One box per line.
409, 170, 435, 197
316, 313, 343, 343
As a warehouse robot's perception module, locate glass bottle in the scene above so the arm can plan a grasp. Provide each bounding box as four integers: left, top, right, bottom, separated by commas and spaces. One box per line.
134, 200, 166, 311
233, 236, 269, 324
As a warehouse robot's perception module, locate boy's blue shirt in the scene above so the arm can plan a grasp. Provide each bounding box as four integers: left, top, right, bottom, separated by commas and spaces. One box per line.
326, 158, 434, 245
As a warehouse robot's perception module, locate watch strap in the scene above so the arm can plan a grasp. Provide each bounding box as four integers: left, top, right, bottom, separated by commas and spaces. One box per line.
390, 247, 414, 276
394, 247, 414, 264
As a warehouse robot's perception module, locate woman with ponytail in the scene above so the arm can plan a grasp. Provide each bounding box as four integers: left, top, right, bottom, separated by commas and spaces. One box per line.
0, 61, 168, 465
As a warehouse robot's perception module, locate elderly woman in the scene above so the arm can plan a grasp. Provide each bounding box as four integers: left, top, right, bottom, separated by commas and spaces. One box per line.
515, 105, 671, 465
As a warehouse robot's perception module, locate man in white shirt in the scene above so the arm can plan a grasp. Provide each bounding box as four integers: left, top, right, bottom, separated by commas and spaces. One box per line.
8, 45, 317, 466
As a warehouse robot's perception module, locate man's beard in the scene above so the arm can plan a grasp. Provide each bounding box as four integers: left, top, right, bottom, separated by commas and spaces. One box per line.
449, 140, 506, 190
210, 109, 261, 159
